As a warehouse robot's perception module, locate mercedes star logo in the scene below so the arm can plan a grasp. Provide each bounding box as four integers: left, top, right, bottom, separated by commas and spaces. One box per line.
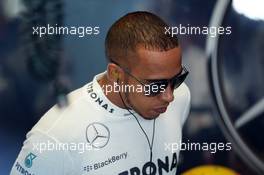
86, 122, 110, 148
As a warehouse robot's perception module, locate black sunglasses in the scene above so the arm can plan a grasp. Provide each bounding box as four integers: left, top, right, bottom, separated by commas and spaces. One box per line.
110, 60, 189, 97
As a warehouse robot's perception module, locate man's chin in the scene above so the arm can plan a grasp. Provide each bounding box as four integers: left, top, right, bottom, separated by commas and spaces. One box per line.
142, 112, 160, 120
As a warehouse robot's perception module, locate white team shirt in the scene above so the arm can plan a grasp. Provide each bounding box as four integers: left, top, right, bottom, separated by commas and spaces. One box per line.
10, 72, 191, 175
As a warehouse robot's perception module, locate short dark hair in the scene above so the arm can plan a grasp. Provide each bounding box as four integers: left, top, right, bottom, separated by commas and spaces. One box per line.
105, 11, 178, 63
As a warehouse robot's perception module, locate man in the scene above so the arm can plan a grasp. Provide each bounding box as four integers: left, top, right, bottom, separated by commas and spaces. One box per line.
11, 11, 190, 175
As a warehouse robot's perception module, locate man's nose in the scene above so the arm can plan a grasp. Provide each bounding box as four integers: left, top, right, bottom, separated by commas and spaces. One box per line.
159, 85, 174, 103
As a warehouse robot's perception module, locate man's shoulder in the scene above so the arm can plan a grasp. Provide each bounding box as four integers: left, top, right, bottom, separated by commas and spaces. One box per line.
29, 83, 95, 140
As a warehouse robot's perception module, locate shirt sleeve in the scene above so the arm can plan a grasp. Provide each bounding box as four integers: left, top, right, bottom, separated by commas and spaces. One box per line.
10, 130, 73, 175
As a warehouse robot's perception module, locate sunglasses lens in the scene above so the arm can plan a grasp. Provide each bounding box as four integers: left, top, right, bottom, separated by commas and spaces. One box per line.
144, 68, 188, 97
171, 73, 188, 89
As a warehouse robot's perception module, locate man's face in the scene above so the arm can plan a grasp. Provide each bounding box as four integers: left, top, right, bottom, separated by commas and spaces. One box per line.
124, 46, 182, 119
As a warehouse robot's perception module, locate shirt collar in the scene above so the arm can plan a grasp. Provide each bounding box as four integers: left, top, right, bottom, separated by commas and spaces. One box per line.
86, 71, 136, 117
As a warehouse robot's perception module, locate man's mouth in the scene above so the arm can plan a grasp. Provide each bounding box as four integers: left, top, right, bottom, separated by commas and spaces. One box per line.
153, 106, 168, 114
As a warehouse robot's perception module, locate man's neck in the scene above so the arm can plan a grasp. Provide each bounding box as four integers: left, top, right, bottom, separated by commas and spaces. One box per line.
98, 74, 127, 109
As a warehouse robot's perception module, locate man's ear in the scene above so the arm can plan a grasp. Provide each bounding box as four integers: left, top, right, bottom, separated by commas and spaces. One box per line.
107, 63, 121, 82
